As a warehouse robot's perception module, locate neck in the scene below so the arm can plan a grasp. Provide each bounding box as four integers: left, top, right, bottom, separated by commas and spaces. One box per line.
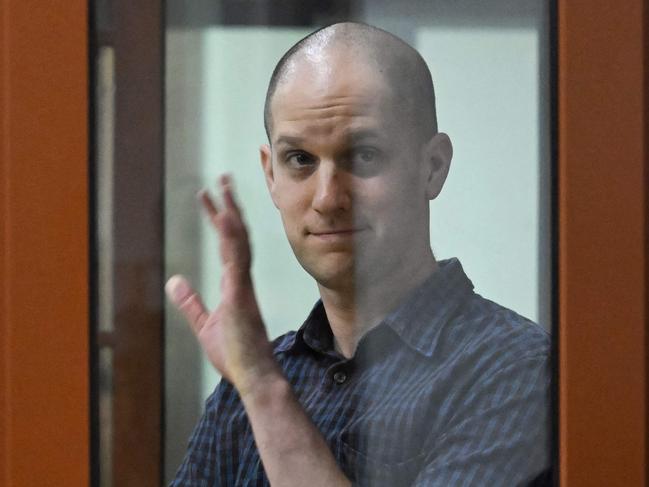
318, 250, 437, 358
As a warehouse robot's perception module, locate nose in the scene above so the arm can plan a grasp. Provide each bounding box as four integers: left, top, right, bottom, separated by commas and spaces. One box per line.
312, 162, 351, 214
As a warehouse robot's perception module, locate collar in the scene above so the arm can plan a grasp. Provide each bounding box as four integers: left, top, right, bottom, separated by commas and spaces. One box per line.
274, 258, 474, 358
381, 258, 474, 357
273, 300, 332, 355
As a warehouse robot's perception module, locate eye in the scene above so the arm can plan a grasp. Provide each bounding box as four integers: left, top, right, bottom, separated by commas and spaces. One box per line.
344, 146, 384, 177
350, 147, 381, 164
285, 151, 316, 168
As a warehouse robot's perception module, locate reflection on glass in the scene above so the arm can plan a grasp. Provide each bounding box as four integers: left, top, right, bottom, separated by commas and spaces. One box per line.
98, 348, 114, 487
165, 1, 551, 485
94, 44, 116, 487
96, 46, 115, 335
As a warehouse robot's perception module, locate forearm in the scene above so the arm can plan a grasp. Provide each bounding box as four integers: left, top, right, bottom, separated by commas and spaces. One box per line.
240, 370, 351, 487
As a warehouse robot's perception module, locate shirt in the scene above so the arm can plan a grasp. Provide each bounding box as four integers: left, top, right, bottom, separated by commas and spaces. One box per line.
171, 258, 551, 486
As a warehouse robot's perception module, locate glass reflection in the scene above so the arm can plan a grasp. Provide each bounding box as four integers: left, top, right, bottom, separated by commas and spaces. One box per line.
165, 1, 551, 485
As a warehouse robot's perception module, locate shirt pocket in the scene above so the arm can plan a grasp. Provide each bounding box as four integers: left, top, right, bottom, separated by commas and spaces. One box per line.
339, 439, 425, 487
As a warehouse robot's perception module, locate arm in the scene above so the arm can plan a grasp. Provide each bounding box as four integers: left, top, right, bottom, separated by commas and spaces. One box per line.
241, 370, 350, 486
166, 175, 350, 487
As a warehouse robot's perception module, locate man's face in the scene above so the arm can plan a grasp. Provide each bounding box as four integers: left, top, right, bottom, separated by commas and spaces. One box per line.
261, 54, 446, 291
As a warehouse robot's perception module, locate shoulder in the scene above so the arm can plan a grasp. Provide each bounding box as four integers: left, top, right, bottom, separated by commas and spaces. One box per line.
429, 294, 551, 426
271, 330, 299, 354
434, 292, 550, 384
454, 293, 548, 356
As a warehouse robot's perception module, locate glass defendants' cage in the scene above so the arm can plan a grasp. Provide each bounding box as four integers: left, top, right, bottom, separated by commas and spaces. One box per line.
0, 0, 647, 486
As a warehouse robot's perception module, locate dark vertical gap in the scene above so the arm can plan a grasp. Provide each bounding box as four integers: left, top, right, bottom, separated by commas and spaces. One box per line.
645, 0, 649, 484
111, 1, 164, 484
548, 0, 560, 485
87, 0, 100, 485
537, 1, 553, 334
160, 0, 167, 482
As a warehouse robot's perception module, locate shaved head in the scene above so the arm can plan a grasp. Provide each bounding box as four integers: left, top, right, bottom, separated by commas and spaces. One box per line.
263, 22, 438, 142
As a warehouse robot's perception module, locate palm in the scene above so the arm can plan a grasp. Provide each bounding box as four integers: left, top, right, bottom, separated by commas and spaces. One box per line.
166, 175, 273, 389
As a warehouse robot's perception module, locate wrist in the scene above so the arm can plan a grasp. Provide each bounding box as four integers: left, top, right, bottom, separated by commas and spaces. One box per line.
238, 365, 290, 406
235, 357, 286, 399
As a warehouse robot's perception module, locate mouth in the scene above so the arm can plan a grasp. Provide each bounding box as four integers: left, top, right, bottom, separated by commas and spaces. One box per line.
308, 228, 367, 241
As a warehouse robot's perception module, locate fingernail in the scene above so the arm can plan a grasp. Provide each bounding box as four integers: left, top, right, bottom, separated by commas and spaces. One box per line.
165, 275, 190, 303
221, 173, 234, 188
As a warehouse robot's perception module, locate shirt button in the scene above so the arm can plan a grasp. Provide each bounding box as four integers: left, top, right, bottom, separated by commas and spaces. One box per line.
333, 371, 347, 384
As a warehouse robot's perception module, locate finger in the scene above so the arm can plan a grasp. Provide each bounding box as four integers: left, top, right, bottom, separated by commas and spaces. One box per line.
197, 189, 219, 223
165, 275, 209, 334
219, 174, 241, 216
199, 176, 251, 272
221, 197, 251, 267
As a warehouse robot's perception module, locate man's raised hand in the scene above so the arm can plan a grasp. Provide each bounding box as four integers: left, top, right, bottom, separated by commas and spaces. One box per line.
165, 175, 279, 395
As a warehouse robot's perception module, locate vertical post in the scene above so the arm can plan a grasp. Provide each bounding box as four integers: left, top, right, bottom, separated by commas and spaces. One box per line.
558, 0, 647, 485
109, 1, 164, 485
0, 0, 89, 485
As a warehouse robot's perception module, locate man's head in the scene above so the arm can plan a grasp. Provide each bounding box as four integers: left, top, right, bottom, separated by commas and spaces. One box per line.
260, 22, 452, 292
263, 23, 438, 143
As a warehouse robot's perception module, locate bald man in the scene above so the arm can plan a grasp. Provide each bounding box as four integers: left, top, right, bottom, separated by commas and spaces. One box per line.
167, 22, 550, 487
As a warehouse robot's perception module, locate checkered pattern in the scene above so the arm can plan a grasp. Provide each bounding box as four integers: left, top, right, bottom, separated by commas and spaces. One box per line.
170, 258, 550, 486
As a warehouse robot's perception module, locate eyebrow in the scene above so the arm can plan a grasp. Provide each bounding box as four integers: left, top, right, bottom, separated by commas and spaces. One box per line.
274, 135, 304, 147
274, 129, 383, 147
344, 129, 383, 143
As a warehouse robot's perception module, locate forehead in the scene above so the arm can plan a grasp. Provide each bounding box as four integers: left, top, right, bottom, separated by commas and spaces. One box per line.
269, 56, 401, 141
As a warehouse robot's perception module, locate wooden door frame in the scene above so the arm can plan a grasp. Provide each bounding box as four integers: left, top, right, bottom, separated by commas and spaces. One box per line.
558, 0, 648, 485
1, 0, 647, 485
0, 0, 90, 485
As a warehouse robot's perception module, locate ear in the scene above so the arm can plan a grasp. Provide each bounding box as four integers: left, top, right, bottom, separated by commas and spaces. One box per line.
422, 133, 452, 200
260, 144, 279, 209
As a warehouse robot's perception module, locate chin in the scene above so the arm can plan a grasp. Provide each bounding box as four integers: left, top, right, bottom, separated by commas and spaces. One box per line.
299, 252, 357, 291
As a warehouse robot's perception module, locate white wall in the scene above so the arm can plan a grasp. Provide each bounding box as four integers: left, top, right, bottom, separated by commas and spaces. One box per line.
196, 28, 318, 397
420, 27, 542, 324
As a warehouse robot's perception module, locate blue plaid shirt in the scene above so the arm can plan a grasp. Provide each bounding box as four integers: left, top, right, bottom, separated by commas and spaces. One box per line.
171, 258, 550, 486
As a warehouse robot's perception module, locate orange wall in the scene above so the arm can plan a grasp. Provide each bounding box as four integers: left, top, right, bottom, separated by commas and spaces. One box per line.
559, 0, 647, 485
0, 1, 89, 485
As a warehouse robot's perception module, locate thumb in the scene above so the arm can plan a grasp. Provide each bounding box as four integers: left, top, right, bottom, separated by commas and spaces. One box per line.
165, 275, 209, 335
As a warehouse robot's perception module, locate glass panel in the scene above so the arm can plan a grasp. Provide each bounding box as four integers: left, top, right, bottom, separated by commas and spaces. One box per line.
91, 2, 164, 484
165, 1, 552, 484
94, 43, 116, 487
96, 46, 115, 335
98, 348, 114, 487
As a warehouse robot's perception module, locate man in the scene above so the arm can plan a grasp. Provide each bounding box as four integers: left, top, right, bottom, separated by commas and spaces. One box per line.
167, 22, 550, 486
